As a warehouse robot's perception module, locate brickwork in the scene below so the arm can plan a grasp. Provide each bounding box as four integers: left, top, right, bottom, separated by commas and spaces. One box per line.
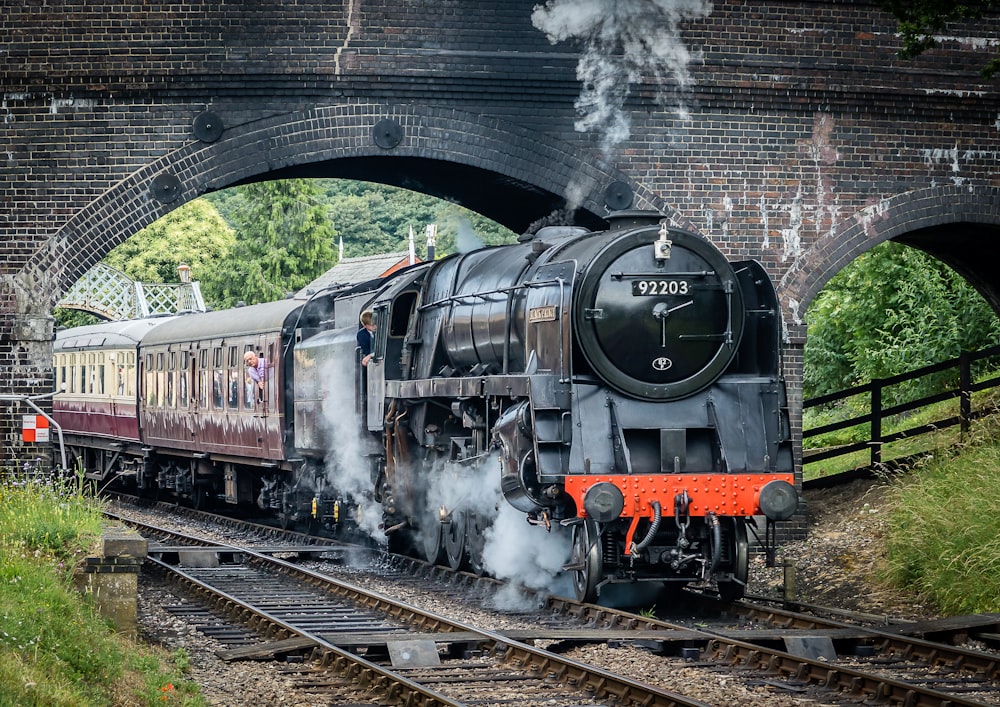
2, 0, 999, 499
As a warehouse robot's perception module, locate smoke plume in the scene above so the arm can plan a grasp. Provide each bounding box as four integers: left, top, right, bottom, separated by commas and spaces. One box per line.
532, 0, 712, 156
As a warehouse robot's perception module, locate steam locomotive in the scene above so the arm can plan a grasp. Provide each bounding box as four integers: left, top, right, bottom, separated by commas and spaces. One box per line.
53, 210, 797, 603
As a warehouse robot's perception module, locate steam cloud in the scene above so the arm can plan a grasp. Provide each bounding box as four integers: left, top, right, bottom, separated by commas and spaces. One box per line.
455, 217, 485, 253
319, 329, 574, 601
532, 0, 712, 156
321, 357, 386, 542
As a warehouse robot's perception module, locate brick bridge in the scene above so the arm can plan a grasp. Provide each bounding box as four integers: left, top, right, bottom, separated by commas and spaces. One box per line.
3, 1, 999, 486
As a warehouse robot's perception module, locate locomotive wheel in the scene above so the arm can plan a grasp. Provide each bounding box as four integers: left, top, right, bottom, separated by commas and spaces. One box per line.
420, 508, 445, 565
716, 518, 749, 602
569, 519, 602, 604
443, 508, 467, 571
465, 512, 487, 576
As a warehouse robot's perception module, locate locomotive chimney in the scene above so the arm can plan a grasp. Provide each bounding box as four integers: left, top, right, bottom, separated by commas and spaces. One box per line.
605, 209, 664, 230
425, 224, 437, 261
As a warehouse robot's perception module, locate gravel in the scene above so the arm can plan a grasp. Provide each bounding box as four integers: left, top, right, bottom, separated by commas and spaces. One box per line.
137, 477, 938, 706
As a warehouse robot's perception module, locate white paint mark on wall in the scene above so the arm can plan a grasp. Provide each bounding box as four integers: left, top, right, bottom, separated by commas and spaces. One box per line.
759, 194, 770, 250
334, 0, 360, 76
920, 88, 986, 98
49, 97, 95, 114
786, 297, 802, 327
855, 197, 890, 239
932, 34, 1000, 50
922, 145, 961, 172
721, 194, 732, 238
780, 190, 803, 262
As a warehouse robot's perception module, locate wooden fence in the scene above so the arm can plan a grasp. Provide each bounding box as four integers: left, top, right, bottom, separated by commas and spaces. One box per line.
803, 344, 1000, 470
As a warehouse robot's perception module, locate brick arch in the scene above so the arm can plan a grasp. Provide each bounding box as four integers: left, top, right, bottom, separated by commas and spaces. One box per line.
778, 185, 1000, 326
26, 102, 677, 301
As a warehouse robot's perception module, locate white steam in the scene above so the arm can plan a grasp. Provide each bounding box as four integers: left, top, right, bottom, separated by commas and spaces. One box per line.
483, 503, 573, 599
321, 356, 386, 543
532, 0, 712, 156
319, 347, 576, 600
455, 217, 485, 253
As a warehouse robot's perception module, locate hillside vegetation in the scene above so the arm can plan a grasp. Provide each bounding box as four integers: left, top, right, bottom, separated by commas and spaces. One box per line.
0, 474, 204, 706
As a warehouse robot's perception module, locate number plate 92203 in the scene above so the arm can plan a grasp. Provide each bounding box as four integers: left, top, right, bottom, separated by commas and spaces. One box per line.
631, 279, 691, 296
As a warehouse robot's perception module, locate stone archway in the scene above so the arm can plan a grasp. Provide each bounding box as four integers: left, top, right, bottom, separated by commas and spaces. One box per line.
779, 185, 1000, 327
17, 102, 677, 312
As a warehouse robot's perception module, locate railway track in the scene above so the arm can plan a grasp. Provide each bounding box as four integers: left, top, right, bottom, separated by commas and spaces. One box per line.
111, 499, 1000, 705
132, 517, 712, 706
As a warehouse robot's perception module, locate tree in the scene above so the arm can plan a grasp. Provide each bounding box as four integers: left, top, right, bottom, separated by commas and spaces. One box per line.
877, 0, 1000, 78
204, 179, 336, 308
804, 240, 1000, 403
104, 199, 235, 285
54, 199, 235, 326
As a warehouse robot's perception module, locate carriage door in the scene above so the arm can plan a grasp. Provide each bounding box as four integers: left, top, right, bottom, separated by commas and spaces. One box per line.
179, 348, 194, 439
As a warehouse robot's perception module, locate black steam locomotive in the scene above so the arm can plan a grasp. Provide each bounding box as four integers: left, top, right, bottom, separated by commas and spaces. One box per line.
53, 210, 797, 603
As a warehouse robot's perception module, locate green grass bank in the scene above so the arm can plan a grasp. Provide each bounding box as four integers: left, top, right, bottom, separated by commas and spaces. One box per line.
0, 475, 205, 707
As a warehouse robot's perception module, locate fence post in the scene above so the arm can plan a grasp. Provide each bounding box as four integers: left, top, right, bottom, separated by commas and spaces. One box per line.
960, 350, 971, 438
870, 380, 882, 466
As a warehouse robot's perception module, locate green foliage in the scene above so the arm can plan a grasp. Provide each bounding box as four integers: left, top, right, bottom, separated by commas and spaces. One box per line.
804, 241, 1000, 404
883, 418, 1000, 614
0, 478, 205, 706
877, 0, 1000, 78
64, 179, 517, 317
202, 179, 335, 307
318, 180, 517, 259
105, 199, 235, 286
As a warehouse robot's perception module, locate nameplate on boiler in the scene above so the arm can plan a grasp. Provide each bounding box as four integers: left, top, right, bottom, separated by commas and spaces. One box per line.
528, 305, 558, 323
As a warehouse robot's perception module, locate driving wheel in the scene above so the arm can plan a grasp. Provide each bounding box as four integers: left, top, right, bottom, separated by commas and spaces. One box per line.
568, 519, 602, 603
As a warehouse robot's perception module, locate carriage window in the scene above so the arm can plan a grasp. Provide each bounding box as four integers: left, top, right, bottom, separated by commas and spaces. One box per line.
197, 350, 207, 407
178, 351, 189, 407
227, 367, 239, 408
146, 361, 157, 407
166, 351, 176, 407
212, 370, 224, 409
96, 353, 105, 395
125, 352, 135, 397
166, 370, 175, 408
243, 364, 255, 410
213, 347, 225, 409
115, 357, 125, 396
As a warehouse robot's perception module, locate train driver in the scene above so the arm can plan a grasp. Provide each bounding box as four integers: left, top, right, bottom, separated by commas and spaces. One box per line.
357, 310, 376, 367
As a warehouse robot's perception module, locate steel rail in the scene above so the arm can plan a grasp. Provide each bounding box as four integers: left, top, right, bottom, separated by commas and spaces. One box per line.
118, 505, 999, 705
135, 519, 711, 707
735, 600, 1000, 680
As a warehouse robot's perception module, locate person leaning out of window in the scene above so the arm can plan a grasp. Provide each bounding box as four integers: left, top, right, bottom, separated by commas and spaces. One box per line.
244, 350, 269, 402
357, 310, 376, 367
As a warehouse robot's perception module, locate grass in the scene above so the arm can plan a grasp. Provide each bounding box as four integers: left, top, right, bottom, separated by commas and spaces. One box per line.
0, 469, 206, 706
880, 417, 1000, 615
803, 382, 1000, 615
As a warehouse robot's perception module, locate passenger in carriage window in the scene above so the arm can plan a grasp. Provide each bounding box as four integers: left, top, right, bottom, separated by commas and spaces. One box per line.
244, 350, 269, 403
